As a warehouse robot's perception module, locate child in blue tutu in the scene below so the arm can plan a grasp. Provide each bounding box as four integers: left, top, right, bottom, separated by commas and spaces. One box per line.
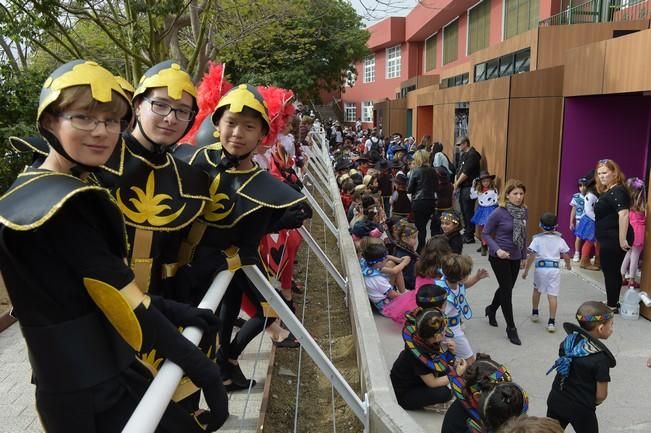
470, 171, 499, 256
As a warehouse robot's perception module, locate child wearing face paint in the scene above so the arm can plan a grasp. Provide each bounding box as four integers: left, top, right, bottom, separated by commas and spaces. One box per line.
546, 301, 616, 433
522, 212, 571, 333
441, 209, 464, 254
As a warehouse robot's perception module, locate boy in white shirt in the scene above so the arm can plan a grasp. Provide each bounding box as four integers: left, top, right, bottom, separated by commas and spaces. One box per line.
523, 212, 572, 332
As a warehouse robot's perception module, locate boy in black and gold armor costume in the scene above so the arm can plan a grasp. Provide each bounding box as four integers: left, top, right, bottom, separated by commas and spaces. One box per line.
0, 61, 227, 432
175, 84, 312, 390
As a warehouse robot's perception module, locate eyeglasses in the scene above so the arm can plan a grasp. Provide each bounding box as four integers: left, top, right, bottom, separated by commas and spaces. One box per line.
143, 97, 195, 122
59, 114, 125, 134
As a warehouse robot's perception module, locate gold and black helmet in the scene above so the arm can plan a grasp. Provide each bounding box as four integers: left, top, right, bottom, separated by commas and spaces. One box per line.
38, 60, 132, 124
212, 84, 270, 131
114, 75, 135, 97
133, 60, 197, 109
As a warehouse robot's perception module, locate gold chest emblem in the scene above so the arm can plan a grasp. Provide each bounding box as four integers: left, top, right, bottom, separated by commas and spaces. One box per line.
116, 171, 186, 226
204, 173, 234, 222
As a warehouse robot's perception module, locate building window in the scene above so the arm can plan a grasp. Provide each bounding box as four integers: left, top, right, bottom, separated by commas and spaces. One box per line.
443, 19, 459, 65
425, 33, 437, 72
440, 73, 469, 89
468, 0, 490, 55
504, 0, 539, 39
473, 48, 530, 82
362, 101, 373, 122
363, 55, 375, 83
344, 103, 357, 123
386, 45, 401, 79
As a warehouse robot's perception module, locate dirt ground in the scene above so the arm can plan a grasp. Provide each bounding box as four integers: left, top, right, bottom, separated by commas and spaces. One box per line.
263, 193, 363, 432
0, 273, 10, 315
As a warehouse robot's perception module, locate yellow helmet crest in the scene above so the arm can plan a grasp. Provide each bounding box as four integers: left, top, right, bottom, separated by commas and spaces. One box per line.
133, 61, 197, 101
37, 60, 130, 120
213, 84, 270, 129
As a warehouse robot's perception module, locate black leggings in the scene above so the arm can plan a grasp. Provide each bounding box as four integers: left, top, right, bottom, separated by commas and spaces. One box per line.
396, 385, 451, 410
412, 199, 435, 253
547, 401, 598, 433
488, 256, 521, 329
218, 271, 274, 360
599, 242, 626, 308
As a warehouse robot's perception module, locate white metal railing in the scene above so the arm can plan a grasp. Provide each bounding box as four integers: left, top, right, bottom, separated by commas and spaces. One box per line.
122, 270, 234, 433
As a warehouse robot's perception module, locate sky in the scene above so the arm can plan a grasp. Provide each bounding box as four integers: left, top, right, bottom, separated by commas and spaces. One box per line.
348, 0, 418, 25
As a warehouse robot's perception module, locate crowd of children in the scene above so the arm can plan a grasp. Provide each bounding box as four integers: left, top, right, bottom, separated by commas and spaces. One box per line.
328, 124, 647, 432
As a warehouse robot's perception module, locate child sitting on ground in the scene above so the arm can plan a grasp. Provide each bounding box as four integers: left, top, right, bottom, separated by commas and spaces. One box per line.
441, 353, 513, 433
522, 212, 571, 333
390, 308, 467, 411
440, 209, 464, 254
392, 221, 419, 291
479, 382, 529, 432
383, 282, 448, 324
360, 243, 411, 315
546, 301, 616, 433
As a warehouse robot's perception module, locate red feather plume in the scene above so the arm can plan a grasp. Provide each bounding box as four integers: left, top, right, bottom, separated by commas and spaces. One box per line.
256, 86, 296, 148
181, 62, 233, 144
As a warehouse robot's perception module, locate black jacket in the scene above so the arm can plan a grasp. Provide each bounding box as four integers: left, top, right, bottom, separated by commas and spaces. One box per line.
407, 166, 438, 201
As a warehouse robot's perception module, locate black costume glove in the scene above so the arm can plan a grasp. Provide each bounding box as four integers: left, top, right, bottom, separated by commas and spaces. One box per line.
269, 202, 312, 231
134, 304, 229, 430
150, 296, 221, 333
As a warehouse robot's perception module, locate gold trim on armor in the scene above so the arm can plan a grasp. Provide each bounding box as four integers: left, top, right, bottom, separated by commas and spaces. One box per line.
83, 278, 144, 351
99, 138, 127, 175
131, 229, 154, 292
0, 173, 116, 231
201, 204, 263, 229
176, 220, 208, 266
224, 246, 242, 271
172, 377, 200, 402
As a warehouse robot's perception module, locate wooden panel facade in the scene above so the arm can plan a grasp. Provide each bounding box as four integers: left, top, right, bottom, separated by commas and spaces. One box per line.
470, 28, 539, 72
469, 99, 510, 183
510, 66, 564, 98
432, 103, 456, 150
562, 41, 606, 96
603, 28, 651, 94
506, 97, 563, 239
536, 20, 650, 70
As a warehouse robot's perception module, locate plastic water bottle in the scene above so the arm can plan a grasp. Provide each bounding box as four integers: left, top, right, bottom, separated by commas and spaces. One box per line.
620, 287, 640, 320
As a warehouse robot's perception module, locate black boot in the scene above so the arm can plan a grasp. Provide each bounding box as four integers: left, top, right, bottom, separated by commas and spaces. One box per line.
507, 327, 521, 345
485, 305, 498, 327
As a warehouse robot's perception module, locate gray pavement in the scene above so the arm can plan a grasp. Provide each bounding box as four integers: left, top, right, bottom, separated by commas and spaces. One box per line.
375, 248, 651, 433
0, 320, 270, 433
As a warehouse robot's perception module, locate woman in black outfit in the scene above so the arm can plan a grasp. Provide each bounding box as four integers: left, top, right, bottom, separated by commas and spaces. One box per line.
594, 159, 633, 311
408, 149, 438, 253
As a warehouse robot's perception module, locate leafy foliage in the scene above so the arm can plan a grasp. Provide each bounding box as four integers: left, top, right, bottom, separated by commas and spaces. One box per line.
0, 64, 47, 192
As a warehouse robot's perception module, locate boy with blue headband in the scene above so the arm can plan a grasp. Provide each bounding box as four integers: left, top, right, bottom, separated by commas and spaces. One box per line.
522, 212, 571, 332
546, 301, 615, 433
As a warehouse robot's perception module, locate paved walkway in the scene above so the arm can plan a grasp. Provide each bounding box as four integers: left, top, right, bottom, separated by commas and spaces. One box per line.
375, 248, 651, 433
0, 321, 270, 433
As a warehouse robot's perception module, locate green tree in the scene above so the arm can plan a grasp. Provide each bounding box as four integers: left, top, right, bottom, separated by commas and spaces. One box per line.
0, 64, 48, 192
216, 0, 370, 99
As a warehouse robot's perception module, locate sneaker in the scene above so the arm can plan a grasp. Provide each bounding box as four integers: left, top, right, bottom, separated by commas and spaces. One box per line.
547, 322, 556, 333
531, 313, 539, 323
572, 252, 580, 262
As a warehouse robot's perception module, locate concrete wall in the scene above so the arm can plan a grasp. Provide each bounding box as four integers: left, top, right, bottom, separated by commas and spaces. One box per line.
557, 94, 651, 249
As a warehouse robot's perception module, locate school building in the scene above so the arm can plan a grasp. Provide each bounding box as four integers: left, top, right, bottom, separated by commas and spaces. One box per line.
341, 0, 651, 317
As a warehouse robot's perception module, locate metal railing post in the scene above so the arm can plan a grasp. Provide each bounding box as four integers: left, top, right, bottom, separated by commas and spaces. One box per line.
242, 265, 368, 429
304, 172, 335, 211
121, 270, 234, 433
297, 226, 347, 292
301, 186, 338, 237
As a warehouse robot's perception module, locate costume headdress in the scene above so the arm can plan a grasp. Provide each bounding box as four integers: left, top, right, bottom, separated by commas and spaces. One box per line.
132, 60, 198, 148
37, 60, 132, 172
180, 62, 232, 145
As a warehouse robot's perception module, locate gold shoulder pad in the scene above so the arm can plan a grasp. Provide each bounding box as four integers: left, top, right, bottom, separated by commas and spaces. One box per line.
83, 278, 150, 351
